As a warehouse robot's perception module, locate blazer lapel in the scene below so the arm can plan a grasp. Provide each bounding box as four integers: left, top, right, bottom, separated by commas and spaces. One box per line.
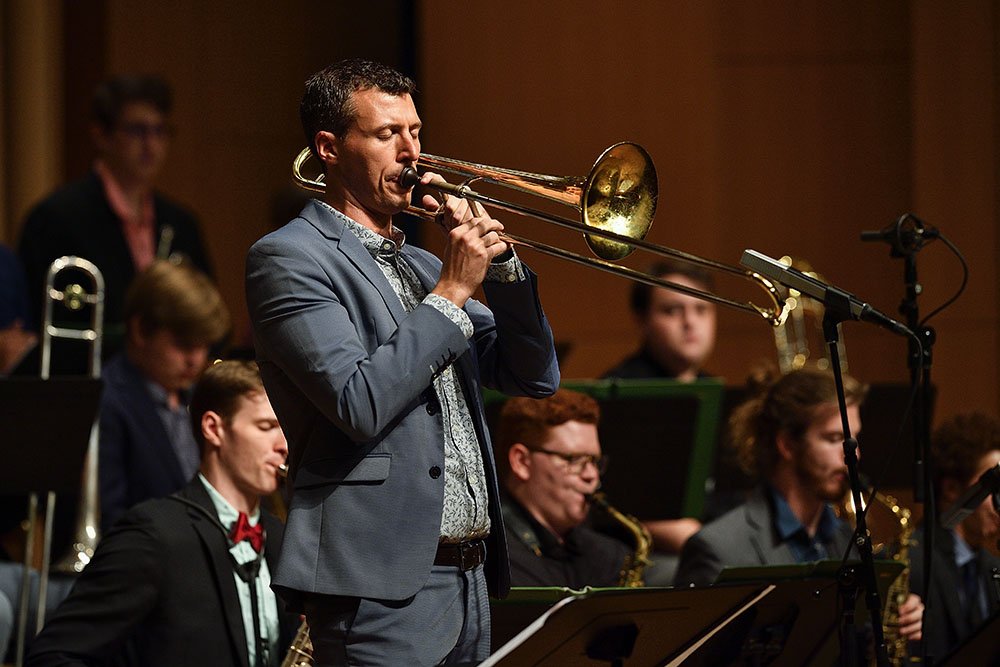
181, 481, 251, 667
744, 489, 796, 565
299, 199, 408, 326
935, 531, 973, 640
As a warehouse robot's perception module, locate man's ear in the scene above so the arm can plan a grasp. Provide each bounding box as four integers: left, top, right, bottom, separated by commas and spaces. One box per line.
201, 410, 225, 450
508, 443, 533, 482
314, 131, 338, 168
775, 430, 796, 463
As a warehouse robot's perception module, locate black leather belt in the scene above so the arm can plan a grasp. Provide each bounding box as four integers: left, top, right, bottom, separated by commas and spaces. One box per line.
434, 539, 486, 571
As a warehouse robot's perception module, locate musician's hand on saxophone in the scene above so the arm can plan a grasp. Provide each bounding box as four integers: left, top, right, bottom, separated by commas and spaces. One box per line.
893, 593, 924, 642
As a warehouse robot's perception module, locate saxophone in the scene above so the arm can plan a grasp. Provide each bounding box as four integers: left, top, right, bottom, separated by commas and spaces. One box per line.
875, 491, 914, 667
840, 489, 914, 666
589, 492, 653, 587
280, 620, 314, 667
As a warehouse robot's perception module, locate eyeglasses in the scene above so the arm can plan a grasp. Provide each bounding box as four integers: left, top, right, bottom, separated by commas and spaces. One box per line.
527, 447, 608, 475
116, 122, 174, 141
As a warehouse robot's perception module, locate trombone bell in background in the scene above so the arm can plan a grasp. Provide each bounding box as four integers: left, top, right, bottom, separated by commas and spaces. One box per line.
292, 145, 788, 326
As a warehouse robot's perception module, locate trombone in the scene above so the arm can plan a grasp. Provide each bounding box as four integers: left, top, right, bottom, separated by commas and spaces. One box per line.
292, 143, 788, 326
15, 257, 104, 666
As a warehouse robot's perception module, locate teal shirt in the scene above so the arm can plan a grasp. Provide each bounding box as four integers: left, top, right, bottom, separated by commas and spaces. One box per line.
199, 474, 281, 666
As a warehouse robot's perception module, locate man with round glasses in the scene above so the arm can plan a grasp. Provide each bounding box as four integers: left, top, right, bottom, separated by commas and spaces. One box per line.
18, 74, 212, 370
495, 389, 630, 588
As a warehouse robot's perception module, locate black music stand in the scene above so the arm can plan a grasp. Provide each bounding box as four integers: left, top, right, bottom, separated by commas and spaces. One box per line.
711, 560, 904, 666
485, 584, 773, 667
0, 378, 102, 494
0, 377, 102, 664
940, 609, 1000, 665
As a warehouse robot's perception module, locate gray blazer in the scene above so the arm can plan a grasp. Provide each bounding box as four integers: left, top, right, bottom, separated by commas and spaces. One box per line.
674, 487, 855, 587
245, 200, 559, 605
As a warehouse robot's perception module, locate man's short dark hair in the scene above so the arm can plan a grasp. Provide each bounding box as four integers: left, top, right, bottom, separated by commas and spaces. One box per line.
932, 412, 1000, 496
300, 58, 416, 159
92, 74, 172, 131
189, 360, 265, 451
630, 259, 715, 316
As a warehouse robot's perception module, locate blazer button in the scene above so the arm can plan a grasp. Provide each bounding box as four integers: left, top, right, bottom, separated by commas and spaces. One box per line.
426, 400, 440, 416
429, 466, 442, 479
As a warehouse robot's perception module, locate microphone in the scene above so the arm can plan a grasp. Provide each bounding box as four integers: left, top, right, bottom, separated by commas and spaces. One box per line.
941, 463, 1000, 529
740, 249, 913, 337
861, 213, 938, 254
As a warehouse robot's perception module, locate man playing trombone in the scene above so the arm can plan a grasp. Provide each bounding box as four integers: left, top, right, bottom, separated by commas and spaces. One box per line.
245, 59, 559, 665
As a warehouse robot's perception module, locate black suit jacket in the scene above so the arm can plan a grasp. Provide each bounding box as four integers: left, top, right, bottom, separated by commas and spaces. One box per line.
17, 172, 211, 364
26, 478, 294, 667
98, 352, 190, 531
909, 525, 1000, 659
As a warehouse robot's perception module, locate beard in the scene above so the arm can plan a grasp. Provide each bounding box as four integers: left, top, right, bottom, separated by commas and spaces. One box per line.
795, 456, 850, 504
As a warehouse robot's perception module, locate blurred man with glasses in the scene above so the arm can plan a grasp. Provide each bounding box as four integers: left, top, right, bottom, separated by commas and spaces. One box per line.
18, 74, 213, 371
495, 389, 631, 588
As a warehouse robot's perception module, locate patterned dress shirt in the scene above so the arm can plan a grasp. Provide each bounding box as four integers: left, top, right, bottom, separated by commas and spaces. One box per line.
319, 200, 524, 541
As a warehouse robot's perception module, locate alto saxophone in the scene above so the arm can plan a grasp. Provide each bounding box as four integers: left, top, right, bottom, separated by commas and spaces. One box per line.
840, 488, 914, 666
280, 620, 314, 667
874, 491, 914, 667
589, 492, 653, 587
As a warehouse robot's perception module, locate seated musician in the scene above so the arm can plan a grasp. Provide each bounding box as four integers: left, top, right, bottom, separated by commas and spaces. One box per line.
674, 367, 923, 642
26, 360, 296, 667
99, 259, 230, 531
910, 412, 1000, 658
496, 389, 633, 588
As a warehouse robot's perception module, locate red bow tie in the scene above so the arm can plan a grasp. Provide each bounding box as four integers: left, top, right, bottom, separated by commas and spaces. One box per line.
230, 512, 264, 553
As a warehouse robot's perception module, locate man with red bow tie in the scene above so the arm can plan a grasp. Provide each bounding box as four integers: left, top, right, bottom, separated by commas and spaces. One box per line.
27, 361, 297, 667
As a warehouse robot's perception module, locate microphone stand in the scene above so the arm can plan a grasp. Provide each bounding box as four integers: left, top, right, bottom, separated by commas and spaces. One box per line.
882, 216, 936, 665
823, 309, 890, 667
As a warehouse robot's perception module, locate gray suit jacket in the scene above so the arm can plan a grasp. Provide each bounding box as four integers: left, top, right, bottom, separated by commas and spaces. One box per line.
245, 200, 559, 605
674, 486, 855, 586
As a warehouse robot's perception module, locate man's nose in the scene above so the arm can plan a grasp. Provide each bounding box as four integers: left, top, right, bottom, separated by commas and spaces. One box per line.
399, 134, 419, 160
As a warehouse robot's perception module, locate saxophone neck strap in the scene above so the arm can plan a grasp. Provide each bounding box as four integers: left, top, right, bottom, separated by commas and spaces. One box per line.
502, 501, 544, 557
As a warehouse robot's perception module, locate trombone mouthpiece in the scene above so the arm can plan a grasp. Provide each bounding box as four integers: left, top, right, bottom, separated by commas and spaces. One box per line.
399, 167, 420, 188
277, 463, 288, 479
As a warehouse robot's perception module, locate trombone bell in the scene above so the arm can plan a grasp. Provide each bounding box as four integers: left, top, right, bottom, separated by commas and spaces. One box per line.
582, 143, 657, 260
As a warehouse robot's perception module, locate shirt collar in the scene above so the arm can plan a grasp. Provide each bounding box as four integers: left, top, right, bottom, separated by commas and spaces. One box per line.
95, 160, 154, 225
198, 473, 260, 529
143, 378, 190, 410
951, 528, 977, 568
314, 199, 406, 257
768, 484, 838, 543
512, 499, 581, 559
